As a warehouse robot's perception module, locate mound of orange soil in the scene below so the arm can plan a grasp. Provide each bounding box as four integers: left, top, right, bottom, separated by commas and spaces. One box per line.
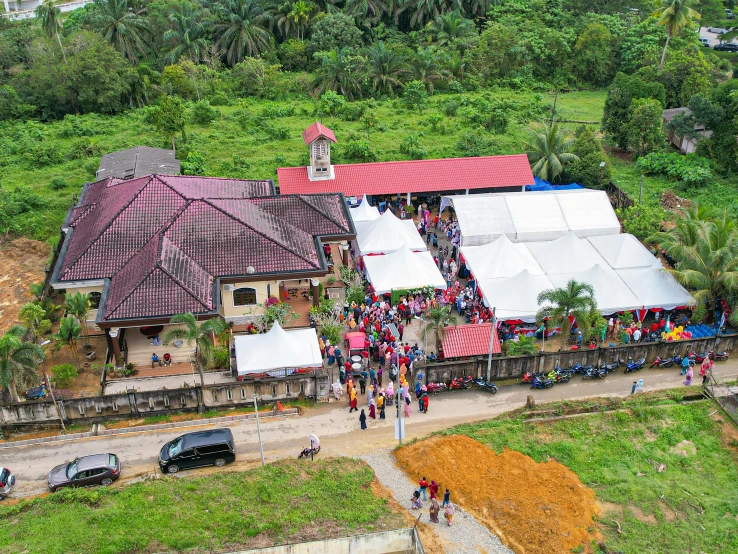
394, 434, 600, 554
0, 239, 48, 334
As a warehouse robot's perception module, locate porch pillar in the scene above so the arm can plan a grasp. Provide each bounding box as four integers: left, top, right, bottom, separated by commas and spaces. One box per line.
311, 279, 320, 307
342, 243, 350, 266
406, 192, 411, 205
108, 328, 121, 363
279, 281, 287, 301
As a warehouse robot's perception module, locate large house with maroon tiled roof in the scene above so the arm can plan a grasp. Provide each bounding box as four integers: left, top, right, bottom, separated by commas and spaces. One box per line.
277, 123, 535, 199
50, 174, 354, 362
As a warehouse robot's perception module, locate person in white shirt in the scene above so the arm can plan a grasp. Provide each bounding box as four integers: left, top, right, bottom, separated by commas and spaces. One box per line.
633, 328, 641, 342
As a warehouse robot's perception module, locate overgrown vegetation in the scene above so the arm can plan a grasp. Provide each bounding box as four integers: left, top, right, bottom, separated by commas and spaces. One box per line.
0, 458, 400, 554
447, 399, 738, 553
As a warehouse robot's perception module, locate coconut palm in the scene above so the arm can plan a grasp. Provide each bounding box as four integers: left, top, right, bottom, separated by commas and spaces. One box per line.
525, 122, 579, 183
288, 0, 312, 40
164, 5, 211, 64
345, 0, 387, 24
64, 292, 92, 347
213, 0, 273, 66
407, 0, 461, 29
35, 0, 66, 61
422, 305, 456, 353
366, 41, 408, 96
0, 325, 45, 403
432, 9, 475, 47
268, 1, 294, 40
653, 0, 700, 69
505, 336, 537, 356
91, 0, 150, 64
464, 0, 495, 19
536, 280, 597, 338
409, 48, 446, 94
162, 313, 227, 387
315, 47, 365, 100
648, 207, 738, 323
54, 315, 82, 372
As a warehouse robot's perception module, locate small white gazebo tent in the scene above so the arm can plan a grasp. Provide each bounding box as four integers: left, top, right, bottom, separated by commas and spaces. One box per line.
548, 264, 641, 314
477, 270, 555, 322
616, 262, 696, 310
461, 235, 544, 280
349, 195, 380, 223
234, 322, 323, 376
363, 248, 447, 294
356, 209, 426, 255
526, 231, 608, 274
587, 233, 658, 269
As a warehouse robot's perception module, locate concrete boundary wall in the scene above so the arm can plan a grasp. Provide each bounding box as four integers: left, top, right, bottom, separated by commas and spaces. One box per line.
230, 528, 423, 554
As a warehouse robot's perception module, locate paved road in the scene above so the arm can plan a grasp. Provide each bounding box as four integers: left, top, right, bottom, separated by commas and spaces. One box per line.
2, 361, 737, 499
700, 26, 737, 47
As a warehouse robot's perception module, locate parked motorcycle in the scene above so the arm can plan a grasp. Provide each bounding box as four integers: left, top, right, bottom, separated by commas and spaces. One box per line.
625, 357, 646, 373
522, 371, 546, 384
426, 382, 448, 394
531, 376, 554, 389
473, 378, 499, 394
693, 352, 711, 363
546, 368, 571, 383
24, 386, 48, 401
599, 359, 623, 372
673, 355, 695, 367
449, 375, 473, 390
710, 350, 730, 361
650, 356, 675, 368
583, 367, 607, 379
570, 363, 594, 375
298, 434, 321, 459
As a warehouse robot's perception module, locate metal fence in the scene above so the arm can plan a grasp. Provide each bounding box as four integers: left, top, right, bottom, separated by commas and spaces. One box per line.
705, 371, 738, 425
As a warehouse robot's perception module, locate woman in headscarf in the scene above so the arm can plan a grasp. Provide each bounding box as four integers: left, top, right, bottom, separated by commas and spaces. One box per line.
359, 409, 367, 430
368, 398, 377, 419
404, 391, 412, 418
332, 379, 342, 401
411, 490, 423, 510
349, 388, 358, 413
429, 497, 440, 523
684, 365, 694, 386
378, 393, 385, 419
429, 480, 439, 499
635, 378, 644, 394
367, 383, 374, 405
444, 503, 455, 526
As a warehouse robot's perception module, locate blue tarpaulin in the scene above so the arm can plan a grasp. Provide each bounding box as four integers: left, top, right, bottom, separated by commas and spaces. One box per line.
525, 177, 584, 192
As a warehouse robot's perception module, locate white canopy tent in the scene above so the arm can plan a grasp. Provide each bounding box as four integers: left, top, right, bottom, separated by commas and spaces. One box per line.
587, 234, 657, 269
349, 195, 380, 223
548, 264, 641, 314
234, 322, 323, 376
443, 189, 621, 246
478, 270, 554, 322
526, 231, 608, 274
363, 248, 447, 294
461, 235, 543, 280
356, 209, 426, 255
617, 262, 696, 310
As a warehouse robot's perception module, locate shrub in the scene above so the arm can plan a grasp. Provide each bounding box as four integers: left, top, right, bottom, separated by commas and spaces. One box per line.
403, 80, 428, 111
426, 113, 443, 133
443, 100, 460, 117
319, 90, 346, 116
51, 363, 78, 387
277, 39, 308, 72
181, 151, 206, 175
616, 204, 666, 241
342, 139, 377, 162
67, 138, 101, 160
399, 133, 426, 160
50, 178, 68, 190
190, 100, 218, 125
635, 152, 713, 185
455, 133, 494, 157
212, 346, 229, 369
340, 100, 369, 121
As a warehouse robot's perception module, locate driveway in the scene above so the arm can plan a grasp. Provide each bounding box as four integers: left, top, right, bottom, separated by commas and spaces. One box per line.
3, 361, 737, 499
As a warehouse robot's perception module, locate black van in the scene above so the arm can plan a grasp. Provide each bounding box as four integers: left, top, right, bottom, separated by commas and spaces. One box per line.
158, 428, 236, 474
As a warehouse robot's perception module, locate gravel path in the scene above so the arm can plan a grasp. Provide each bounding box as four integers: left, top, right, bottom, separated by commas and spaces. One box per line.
363, 449, 513, 554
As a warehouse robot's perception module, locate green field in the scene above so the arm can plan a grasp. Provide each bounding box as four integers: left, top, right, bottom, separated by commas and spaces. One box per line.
445, 397, 738, 553
0, 458, 400, 554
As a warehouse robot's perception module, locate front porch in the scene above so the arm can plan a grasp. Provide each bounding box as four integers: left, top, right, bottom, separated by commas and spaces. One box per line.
116, 324, 198, 378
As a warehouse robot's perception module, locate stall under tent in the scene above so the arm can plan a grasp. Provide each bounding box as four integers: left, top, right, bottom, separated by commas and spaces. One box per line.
587, 234, 657, 269
356, 209, 426, 255
555, 190, 621, 237
526, 231, 608, 274
349, 194, 380, 223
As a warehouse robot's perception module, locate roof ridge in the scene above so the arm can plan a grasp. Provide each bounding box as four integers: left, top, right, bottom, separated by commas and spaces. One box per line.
157, 263, 211, 311
105, 266, 158, 318
203, 199, 321, 269
158, 174, 272, 184
152, 174, 189, 202
278, 153, 529, 172
294, 194, 348, 233
61, 175, 156, 279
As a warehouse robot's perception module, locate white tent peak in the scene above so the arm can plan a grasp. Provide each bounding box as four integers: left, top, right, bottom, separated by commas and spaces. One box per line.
462, 236, 544, 280
587, 234, 656, 269
527, 230, 607, 274
356, 208, 426, 255
363, 247, 446, 294
349, 195, 380, 223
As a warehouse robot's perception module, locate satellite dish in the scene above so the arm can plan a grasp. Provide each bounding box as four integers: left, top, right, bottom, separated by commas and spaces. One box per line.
246, 266, 256, 274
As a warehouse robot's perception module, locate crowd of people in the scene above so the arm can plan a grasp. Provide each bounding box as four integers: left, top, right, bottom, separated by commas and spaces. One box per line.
411, 476, 455, 526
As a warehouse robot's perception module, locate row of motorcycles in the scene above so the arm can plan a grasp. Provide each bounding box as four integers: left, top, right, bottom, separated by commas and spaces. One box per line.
422, 375, 499, 395
650, 349, 729, 368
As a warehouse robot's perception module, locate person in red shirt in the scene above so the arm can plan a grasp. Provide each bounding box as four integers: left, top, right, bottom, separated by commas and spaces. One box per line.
418, 477, 429, 500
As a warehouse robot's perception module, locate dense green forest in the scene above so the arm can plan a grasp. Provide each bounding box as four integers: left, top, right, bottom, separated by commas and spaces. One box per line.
1, 0, 738, 242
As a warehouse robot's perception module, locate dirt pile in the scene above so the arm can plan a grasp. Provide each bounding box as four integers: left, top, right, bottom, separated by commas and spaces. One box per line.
0, 239, 49, 334
394, 435, 600, 554
660, 190, 692, 212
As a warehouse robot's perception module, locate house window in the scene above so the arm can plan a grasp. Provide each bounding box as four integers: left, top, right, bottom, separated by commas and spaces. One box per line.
226, 388, 233, 401
89, 292, 102, 309
233, 287, 257, 306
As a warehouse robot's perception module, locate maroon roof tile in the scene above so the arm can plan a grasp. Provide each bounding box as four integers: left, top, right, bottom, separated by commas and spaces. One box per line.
248, 195, 351, 236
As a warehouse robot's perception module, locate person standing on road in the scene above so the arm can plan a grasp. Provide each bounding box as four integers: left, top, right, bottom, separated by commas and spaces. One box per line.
359, 409, 367, 430
681, 356, 691, 375
684, 365, 694, 386
635, 378, 643, 394
444, 503, 455, 526
631, 381, 637, 395
430, 480, 439, 500
429, 497, 440, 523
419, 477, 429, 500
700, 357, 713, 386
422, 393, 429, 413
442, 488, 451, 507
349, 388, 358, 413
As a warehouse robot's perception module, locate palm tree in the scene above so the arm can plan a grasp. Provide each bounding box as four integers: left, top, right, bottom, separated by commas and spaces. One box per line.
366, 41, 408, 96
35, 0, 66, 61
464, 0, 494, 19
213, 0, 273, 66
288, 0, 312, 40
653, 0, 701, 69
64, 292, 92, 347
432, 9, 475, 47
525, 122, 579, 183
55, 316, 82, 372
0, 326, 45, 403
164, 5, 211, 64
648, 208, 738, 323
162, 313, 227, 387
315, 47, 365, 100
409, 48, 446, 94
536, 280, 597, 338
422, 306, 456, 353
91, 0, 150, 64
505, 336, 537, 356
407, 0, 461, 29
345, 0, 387, 25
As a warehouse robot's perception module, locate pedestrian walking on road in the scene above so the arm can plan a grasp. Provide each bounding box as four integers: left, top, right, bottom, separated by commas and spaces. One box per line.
429, 497, 440, 523
442, 489, 451, 507
681, 356, 691, 375
430, 480, 439, 500
419, 477, 428, 500
635, 379, 643, 394
684, 366, 694, 386
444, 503, 455, 526
404, 394, 412, 418
411, 490, 423, 509
359, 409, 367, 430
631, 381, 637, 395
349, 389, 358, 412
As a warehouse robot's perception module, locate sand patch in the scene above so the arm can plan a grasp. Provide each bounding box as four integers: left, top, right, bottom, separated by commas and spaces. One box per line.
0, 238, 48, 334
394, 435, 600, 554
628, 503, 657, 524
669, 440, 696, 457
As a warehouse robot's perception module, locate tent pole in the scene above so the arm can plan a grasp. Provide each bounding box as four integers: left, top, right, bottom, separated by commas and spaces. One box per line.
486, 307, 496, 382
253, 394, 265, 466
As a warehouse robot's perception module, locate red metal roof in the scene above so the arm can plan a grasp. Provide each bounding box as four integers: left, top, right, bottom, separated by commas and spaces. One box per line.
442, 323, 501, 358
303, 122, 336, 145
277, 155, 535, 197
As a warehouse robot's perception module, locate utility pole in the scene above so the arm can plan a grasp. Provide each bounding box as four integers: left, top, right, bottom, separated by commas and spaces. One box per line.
639, 174, 644, 204
252, 394, 265, 466
44, 371, 66, 432
396, 365, 403, 446
486, 307, 496, 382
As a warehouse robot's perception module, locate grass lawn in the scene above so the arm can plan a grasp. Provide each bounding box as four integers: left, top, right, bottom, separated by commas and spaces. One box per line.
444, 398, 738, 553
0, 458, 401, 554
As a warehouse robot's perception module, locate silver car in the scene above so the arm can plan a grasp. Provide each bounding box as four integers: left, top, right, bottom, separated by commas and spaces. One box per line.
0, 467, 15, 500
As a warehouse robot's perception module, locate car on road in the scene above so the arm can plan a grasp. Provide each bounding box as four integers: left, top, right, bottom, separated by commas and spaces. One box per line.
726, 9, 735, 19
714, 42, 738, 51
699, 37, 711, 46
158, 428, 236, 474
707, 27, 729, 34
48, 453, 121, 492
0, 467, 15, 500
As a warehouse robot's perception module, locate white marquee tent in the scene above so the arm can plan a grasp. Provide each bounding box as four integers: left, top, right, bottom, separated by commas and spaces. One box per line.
617, 262, 696, 310
356, 209, 426, 255
234, 322, 323, 376
363, 248, 446, 294
526, 231, 608, 274
462, 235, 543, 279
478, 270, 554, 322
444, 189, 621, 246
587, 233, 657, 269
349, 195, 380, 224
548, 264, 641, 314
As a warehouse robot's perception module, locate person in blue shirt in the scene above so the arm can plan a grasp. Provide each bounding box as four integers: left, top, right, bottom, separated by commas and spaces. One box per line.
681, 355, 691, 375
